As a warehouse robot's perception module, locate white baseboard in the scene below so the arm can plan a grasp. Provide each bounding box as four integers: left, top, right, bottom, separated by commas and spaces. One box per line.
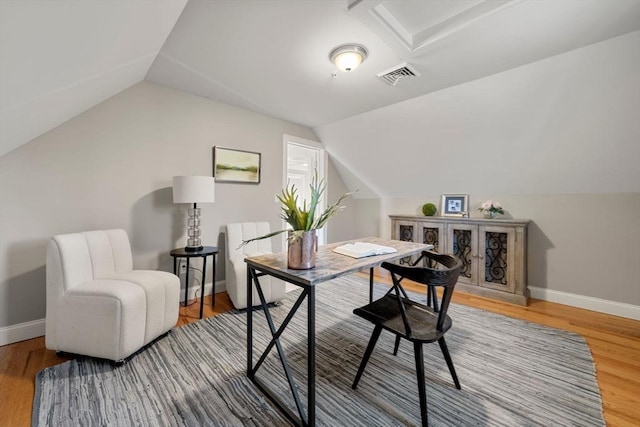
181, 280, 226, 300
529, 286, 640, 320
214, 279, 226, 294
0, 318, 46, 346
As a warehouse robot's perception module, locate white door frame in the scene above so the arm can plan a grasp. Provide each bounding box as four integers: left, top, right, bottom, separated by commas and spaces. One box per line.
283, 134, 329, 245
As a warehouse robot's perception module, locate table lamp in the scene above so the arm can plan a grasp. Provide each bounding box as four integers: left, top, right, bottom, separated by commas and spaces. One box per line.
172, 176, 215, 251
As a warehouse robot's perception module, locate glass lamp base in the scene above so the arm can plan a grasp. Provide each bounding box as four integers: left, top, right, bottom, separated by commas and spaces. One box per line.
184, 203, 204, 252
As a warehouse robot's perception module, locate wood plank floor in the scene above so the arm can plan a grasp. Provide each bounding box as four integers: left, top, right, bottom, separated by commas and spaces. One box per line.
1, 272, 639, 426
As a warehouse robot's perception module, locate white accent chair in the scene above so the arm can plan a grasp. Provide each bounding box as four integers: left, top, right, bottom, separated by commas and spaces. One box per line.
45, 229, 180, 363
225, 222, 287, 309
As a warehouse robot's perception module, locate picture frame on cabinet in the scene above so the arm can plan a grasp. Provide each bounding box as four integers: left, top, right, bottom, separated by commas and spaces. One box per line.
441, 194, 469, 217
213, 146, 261, 184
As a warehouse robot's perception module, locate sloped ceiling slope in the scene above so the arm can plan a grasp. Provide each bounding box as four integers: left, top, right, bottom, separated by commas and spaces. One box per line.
0, 0, 187, 156
2, 0, 639, 161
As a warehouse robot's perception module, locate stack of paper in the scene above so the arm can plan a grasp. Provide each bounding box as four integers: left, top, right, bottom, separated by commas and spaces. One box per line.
333, 242, 398, 259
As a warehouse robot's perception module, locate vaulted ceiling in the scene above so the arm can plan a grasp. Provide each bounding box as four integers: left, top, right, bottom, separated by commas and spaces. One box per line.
1, 0, 639, 157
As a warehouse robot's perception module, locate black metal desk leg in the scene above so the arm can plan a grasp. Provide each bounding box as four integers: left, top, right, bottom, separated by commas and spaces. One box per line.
199, 256, 207, 319
247, 267, 253, 377
308, 286, 316, 427
173, 257, 177, 275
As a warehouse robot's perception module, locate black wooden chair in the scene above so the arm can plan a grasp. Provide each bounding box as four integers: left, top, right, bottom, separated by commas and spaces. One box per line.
392, 251, 441, 355
351, 251, 463, 426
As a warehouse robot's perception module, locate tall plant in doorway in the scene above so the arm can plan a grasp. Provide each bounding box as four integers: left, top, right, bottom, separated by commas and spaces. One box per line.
244, 171, 353, 243
242, 171, 354, 269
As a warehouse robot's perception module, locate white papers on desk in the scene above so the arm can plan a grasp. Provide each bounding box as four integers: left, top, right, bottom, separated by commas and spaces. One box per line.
333, 242, 398, 259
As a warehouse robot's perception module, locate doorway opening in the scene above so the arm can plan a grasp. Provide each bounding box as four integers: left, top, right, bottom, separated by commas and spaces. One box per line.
283, 135, 328, 245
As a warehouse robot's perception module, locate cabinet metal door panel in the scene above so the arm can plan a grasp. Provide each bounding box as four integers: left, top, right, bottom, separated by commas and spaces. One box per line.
446, 223, 478, 286
419, 222, 445, 253
479, 225, 516, 292
393, 220, 418, 265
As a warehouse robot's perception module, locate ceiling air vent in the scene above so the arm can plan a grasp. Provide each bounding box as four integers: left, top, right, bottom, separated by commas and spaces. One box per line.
377, 63, 419, 86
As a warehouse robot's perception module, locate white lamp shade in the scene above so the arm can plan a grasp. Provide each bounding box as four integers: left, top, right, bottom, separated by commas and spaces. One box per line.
172, 176, 215, 204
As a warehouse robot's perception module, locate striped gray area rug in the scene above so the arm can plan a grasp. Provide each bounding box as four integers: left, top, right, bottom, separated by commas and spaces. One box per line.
33, 275, 604, 426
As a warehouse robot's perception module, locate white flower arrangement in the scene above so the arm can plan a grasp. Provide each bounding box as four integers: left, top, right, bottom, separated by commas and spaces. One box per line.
479, 200, 504, 217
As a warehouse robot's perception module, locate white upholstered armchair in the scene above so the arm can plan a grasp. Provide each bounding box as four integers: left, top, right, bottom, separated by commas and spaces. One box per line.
225, 222, 287, 309
45, 229, 180, 363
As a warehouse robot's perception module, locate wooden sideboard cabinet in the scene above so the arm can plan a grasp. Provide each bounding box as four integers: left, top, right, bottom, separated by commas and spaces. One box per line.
390, 215, 530, 305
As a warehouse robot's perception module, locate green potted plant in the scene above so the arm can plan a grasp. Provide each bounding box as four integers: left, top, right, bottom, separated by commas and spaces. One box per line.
422, 202, 437, 216
243, 171, 353, 269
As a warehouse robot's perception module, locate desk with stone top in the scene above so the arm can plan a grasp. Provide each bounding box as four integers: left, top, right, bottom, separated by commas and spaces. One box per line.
245, 237, 431, 427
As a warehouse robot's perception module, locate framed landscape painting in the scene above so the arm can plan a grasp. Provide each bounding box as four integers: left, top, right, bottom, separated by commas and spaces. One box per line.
213, 146, 261, 184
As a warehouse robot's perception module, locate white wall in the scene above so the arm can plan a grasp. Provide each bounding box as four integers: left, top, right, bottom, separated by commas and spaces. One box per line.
0, 81, 355, 334
317, 31, 640, 310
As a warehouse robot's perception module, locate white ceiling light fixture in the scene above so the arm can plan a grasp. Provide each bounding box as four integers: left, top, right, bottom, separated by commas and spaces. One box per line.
329, 44, 368, 72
